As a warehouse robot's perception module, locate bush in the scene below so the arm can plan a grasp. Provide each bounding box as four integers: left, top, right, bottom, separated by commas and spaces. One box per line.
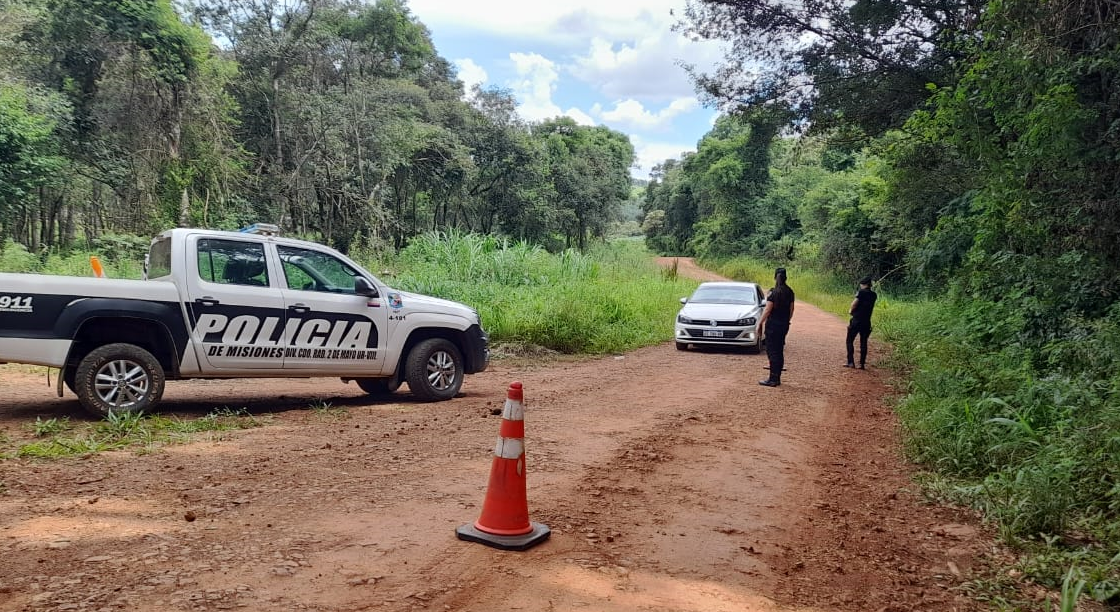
368, 232, 697, 354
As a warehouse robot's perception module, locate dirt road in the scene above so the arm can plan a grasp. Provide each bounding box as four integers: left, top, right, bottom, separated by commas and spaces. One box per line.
0, 258, 992, 611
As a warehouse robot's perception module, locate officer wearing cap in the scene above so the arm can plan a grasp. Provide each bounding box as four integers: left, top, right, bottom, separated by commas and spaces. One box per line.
845, 275, 877, 369
757, 267, 795, 387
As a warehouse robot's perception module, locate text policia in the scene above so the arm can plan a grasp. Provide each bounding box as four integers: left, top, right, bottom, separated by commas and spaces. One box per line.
194, 313, 378, 360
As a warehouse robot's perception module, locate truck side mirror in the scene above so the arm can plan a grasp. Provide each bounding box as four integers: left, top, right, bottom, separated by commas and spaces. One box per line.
354, 277, 378, 297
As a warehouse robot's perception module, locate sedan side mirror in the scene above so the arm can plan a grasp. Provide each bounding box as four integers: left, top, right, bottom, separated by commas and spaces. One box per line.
679, 297, 688, 304
354, 277, 378, 297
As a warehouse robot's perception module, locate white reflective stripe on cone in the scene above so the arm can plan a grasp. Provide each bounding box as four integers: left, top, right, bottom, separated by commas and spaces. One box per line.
502, 399, 524, 421
494, 437, 524, 460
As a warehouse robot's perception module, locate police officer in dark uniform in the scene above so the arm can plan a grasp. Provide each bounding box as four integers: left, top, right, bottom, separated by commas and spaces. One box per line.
845, 275, 877, 369
757, 268, 795, 387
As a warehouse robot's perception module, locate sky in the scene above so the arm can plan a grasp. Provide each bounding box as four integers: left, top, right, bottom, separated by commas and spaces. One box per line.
405, 0, 728, 181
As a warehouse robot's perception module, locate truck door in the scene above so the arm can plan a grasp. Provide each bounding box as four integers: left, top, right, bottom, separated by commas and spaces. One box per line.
275, 244, 388, 374
184, 236, 287, 370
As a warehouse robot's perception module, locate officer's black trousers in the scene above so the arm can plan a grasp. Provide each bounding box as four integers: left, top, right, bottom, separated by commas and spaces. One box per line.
765, 323, 789, 383
846, 321, 871, 366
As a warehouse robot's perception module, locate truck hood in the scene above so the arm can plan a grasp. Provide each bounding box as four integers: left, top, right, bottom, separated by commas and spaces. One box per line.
396, 290, 478, 322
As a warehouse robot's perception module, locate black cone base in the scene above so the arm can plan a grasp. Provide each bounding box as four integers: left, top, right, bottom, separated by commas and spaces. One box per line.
456, 522, 551, 551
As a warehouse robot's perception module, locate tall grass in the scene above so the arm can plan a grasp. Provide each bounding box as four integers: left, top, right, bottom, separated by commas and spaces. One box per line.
2, 231, 698, 355
887, 296, 1120, 603
367, 231, 698, 354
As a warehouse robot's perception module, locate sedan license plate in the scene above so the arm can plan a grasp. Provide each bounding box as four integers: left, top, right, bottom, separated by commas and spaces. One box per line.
703, 330, 722, 338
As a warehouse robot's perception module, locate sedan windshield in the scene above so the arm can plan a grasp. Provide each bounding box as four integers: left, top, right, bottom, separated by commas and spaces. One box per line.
689, 286, 757, 305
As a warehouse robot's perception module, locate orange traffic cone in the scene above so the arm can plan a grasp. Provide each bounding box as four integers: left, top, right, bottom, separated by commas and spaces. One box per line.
456, 381, 550, 551
89, 256, 105, 278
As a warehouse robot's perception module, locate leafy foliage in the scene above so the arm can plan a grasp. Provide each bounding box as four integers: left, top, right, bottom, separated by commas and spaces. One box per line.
0, 0, 635, 255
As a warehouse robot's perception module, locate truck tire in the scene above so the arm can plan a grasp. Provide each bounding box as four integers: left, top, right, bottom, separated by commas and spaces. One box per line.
354, 377, 401, 396
74, 343, 165, 417
404, 338, 463, 402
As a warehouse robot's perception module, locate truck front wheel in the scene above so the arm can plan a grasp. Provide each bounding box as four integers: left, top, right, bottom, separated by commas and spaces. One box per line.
74, 343, 165, 417
405, 338, 463, 402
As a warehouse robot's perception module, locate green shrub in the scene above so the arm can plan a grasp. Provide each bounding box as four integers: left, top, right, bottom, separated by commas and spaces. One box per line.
367, 232, 697, 354
0, 239, 39, 272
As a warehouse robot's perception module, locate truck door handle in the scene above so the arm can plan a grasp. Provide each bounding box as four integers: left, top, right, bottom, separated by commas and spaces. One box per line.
195, 297, 220, 307
288, 304, 310, 314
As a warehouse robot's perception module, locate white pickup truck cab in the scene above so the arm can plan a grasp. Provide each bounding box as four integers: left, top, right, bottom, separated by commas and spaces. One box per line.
0, 226, 489, 416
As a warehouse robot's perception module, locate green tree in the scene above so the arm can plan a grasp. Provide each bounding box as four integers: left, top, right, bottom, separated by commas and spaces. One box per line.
682, 0, 985, 135
0, 84, 67, 244
534, 118, 634, 251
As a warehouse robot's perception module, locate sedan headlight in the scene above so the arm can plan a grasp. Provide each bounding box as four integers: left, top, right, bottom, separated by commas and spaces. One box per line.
677, 314, 694, 324
735, 317, 757, 326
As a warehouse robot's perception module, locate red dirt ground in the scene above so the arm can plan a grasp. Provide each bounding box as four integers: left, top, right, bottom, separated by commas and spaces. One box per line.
0, 258, 1002, 611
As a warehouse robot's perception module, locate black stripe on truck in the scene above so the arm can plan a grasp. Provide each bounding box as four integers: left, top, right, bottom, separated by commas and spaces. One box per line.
0, 293, 80, 338
0, 292, 190, 364
53, 298, 191, 361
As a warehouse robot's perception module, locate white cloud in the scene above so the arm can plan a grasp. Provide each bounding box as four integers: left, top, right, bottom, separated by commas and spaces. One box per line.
569, 33, 722, 101
453, 58, 488, 91
508, 52, 594, 125
594, 97, 699, 131
629, 135, 698, 180
408, 1, 683, 43
411, 1, 724, 101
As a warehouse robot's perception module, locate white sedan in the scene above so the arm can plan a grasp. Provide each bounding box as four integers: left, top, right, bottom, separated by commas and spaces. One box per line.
675, 281, 766, 352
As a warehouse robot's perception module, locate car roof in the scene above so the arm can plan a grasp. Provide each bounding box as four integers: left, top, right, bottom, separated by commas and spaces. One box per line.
696, 281, 760, 289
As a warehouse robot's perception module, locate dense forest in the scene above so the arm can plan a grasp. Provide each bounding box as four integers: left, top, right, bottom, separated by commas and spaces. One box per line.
0, 0, 634, 255
648, 0, 1120, 303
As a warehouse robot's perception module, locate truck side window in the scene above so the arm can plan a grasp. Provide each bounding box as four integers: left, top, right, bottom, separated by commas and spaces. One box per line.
198, 239, 270, 287
277, 245, 361, 294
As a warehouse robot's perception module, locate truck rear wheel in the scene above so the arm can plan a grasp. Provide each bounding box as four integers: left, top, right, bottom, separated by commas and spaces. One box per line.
74, 343, 165, 417
405, 338, 463, 402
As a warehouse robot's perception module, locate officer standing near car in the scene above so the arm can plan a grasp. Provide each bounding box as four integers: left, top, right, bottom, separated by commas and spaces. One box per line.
845, 275, 878, 369
757, 268, 795, 387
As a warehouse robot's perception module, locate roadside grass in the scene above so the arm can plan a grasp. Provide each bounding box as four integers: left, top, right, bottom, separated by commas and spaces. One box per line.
6, 408, 265, 460
712, 256, 918, 347
370, 231, 699, 355
885, 296, 1120, 607
309, 399, 348, 419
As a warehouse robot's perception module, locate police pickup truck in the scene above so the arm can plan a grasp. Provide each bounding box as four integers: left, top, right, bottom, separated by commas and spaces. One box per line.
0, 225, 489, 417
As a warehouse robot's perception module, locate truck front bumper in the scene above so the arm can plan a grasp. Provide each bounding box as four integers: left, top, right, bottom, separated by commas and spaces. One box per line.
463, 324, 489, 374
